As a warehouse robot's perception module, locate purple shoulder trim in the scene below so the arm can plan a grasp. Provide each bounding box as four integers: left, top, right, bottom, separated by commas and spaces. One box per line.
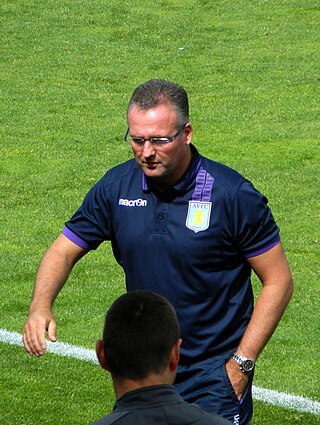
245, 235, 280, 258
62, 226, 90, 250
192, 167, 215, 202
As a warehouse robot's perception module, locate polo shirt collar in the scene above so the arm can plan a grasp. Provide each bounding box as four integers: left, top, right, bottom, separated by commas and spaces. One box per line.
114, 385, 182, 410
141, 144, 203, 194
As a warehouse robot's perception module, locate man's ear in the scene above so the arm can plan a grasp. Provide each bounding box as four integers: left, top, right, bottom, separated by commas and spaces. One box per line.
184, 122, 193, 146
168, 338, 182, 373
96, 339, 109, 371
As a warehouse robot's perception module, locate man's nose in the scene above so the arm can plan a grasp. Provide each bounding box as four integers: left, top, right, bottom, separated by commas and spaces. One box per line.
142, 140, 156, 157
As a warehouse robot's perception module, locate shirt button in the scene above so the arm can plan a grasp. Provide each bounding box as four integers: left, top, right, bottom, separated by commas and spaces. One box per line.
158, 213, 164, 220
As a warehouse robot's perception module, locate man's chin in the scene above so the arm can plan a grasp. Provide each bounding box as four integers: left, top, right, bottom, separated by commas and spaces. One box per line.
142, 165, 162, 177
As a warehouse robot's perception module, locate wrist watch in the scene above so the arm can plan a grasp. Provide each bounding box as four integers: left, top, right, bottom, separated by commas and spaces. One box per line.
232, 353, 255, 374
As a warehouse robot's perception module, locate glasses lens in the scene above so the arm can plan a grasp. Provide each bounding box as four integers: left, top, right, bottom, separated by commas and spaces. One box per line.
126, 124, 186, 145
131, 137, 145, 145
150, 138, 170, 145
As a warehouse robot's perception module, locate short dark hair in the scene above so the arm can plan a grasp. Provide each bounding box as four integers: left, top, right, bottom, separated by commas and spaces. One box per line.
127, 79, 189, 126
102, 290, 180, 381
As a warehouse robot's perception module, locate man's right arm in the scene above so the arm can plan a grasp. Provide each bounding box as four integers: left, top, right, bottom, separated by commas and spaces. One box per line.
23, 233, 87, 357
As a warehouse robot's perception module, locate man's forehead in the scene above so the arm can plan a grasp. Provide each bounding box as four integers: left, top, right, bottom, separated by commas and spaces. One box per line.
128, 103, 178, 124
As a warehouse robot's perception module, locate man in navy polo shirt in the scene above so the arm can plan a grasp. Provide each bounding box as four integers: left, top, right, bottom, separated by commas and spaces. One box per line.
23, 80, 293, 425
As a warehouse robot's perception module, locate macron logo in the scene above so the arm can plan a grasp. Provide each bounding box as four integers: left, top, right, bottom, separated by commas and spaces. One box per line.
119, 198, 147, 207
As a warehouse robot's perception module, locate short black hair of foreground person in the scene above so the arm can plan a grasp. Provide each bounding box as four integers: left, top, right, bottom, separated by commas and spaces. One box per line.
102, 289, 180, 381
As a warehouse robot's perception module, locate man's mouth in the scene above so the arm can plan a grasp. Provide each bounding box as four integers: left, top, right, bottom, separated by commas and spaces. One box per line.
144, 161, 159, 168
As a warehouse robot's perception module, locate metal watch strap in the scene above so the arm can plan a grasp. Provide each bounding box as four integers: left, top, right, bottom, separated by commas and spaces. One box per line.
232, 352, 255, 373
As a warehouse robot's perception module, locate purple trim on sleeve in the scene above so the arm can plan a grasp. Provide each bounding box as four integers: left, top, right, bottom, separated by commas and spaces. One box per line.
62, 226, 90, 250
245, 235, 280, 258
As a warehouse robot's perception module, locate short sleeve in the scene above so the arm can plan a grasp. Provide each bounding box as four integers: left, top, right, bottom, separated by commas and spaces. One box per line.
232, 181, 280, 257
64, 177, 112, 250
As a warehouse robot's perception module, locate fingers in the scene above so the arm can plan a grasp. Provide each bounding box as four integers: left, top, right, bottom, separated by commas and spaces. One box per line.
47, 320, 57, 343
225, 359, 249, 400
22, 312, 56, 357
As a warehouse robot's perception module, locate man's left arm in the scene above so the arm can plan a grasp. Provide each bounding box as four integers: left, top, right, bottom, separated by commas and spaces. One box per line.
226, 241, 293, 399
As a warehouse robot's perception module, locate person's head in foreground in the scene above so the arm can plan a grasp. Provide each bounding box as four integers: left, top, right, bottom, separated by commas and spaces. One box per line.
96, 290, 182, 398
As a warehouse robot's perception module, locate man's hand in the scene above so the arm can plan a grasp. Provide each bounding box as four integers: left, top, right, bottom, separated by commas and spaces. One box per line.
225, 359, 249, 400
22, 234, 87, 357
23, 310, 57, 357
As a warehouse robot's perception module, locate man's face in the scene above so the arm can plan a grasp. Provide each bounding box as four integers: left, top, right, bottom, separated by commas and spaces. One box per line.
127, 103, 192, 189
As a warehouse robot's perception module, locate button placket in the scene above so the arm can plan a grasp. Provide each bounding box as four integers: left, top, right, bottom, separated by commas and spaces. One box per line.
154, 202, 169, 234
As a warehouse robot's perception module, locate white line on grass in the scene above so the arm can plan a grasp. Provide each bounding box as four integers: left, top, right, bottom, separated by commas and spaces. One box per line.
1, 328, 319, 415
0, 328, 98, 364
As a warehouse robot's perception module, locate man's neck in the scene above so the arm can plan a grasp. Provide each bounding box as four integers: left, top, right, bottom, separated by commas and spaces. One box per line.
113, 373, 172, 399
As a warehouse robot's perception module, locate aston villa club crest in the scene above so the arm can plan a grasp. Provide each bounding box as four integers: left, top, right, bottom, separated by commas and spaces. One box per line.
186, 201, 212, 233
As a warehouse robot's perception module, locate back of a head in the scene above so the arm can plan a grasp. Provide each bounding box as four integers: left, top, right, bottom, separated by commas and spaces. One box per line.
127, 79, 189, 126
103, 290, 180, 381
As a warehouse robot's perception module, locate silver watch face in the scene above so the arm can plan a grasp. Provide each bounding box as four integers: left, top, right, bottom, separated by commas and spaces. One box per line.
241, 359, 254, 372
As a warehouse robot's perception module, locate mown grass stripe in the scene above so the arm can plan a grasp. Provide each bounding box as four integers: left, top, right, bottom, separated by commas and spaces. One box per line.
1, 328, 319, 415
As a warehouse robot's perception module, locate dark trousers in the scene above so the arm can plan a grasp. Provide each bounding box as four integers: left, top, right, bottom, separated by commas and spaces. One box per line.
175, 350, 253, 425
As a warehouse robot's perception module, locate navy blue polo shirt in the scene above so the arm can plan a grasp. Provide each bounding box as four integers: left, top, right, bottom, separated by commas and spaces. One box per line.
63, 146, 279, 364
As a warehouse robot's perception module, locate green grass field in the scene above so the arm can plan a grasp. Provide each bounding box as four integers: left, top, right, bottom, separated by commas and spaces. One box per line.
1, 0, 319, 423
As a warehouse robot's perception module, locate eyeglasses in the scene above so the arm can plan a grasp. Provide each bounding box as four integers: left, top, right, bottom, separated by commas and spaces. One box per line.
124, 123, 187, 146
